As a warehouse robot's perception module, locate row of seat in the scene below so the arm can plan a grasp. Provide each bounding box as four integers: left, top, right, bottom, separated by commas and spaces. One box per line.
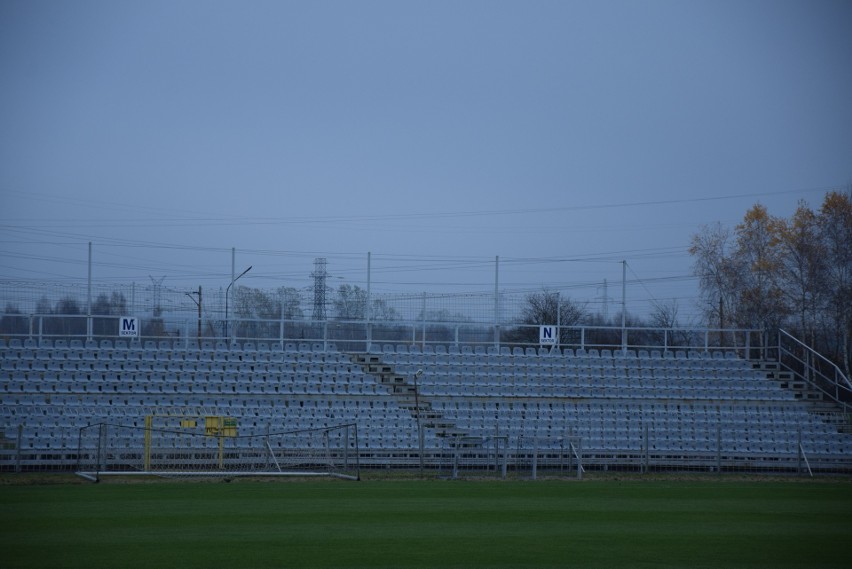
2, 358, 361, 375
6, 372, 774, 402
2, 338, 334, 353
5, 403, 849, 456
3, 359, 758, 387
2, 348, 352, 366
2, 342, 850, 467
2, 337, 742, 360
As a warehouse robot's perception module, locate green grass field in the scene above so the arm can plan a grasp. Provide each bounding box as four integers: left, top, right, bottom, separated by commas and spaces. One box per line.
2, 476, 851, 569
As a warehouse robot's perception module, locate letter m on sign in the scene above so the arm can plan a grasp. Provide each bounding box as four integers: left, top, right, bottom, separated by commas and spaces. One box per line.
119, 317, 139, 337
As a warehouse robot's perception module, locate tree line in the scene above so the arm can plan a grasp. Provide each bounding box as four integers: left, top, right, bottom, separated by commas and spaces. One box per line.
0, 292, 167, 339
689, 191, 851, 376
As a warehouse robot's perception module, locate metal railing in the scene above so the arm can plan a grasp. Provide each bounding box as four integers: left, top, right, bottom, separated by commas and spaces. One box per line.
776, 329, 852, 411
0, 312, 767, 359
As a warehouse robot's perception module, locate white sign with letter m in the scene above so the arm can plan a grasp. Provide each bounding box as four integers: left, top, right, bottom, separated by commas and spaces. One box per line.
119, 317, 139, 337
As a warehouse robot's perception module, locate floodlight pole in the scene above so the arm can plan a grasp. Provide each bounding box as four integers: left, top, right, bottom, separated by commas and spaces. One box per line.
224, 266, 252, 342
413, 369, 425, 477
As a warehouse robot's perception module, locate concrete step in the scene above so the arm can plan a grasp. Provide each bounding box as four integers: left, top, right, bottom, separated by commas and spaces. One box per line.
380, 374, 407, 385
346, 350, 470, 443
764, 369, 793, 381
435, 429, 467, 438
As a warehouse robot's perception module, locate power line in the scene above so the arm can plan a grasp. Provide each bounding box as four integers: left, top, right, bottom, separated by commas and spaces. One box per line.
2, 184, 841, 227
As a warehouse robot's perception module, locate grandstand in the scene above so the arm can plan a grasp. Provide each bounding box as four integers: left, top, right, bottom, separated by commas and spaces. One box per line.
2, 328, 851, 477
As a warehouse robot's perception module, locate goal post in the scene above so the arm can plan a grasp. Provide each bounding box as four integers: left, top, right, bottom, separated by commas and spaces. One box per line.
75, 418, 360, 482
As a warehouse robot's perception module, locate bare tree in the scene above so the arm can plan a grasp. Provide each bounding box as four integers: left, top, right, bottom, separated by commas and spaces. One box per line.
334, 285, 367, 320
278, 287, 304, 320
233, 287, 281, 340
0, 303, 27, 337
92, 292, 128, 338
506, 290, 586, 346
689, 223, 739, 329
649, 299, 679, 329
371, 298, 399, 322
520, 289, 586, 327
50, 297, 85, 338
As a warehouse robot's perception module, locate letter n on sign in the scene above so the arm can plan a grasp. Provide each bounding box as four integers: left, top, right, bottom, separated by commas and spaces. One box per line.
539, 325, 557, 346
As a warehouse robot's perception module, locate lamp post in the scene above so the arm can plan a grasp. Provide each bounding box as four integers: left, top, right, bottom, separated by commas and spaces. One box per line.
412, 368, 424, 477
224, 265, 252, 342
185, 286, 202, 341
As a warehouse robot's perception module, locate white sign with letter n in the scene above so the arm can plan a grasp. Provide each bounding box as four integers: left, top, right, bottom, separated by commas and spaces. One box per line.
119, 316, 139, 337
539, 325, 557, 346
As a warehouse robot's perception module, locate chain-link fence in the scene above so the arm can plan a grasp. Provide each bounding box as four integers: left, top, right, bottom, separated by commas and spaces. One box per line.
1, 280, 766, 357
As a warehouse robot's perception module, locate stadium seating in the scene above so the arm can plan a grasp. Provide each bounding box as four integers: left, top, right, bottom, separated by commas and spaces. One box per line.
1, 339, 851, 472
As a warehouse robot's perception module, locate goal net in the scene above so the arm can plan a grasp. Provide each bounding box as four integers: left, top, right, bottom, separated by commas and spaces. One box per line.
75, 414, 359, 481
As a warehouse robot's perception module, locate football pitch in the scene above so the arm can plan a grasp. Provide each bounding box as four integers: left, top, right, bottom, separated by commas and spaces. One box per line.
2, 476, 851, 569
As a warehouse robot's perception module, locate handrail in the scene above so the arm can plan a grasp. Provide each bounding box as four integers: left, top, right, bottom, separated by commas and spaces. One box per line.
777, 329, 852, 409
779, 329, 852, 389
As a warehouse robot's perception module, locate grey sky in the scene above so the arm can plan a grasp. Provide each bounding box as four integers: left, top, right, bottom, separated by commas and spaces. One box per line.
1, 0, 851, 321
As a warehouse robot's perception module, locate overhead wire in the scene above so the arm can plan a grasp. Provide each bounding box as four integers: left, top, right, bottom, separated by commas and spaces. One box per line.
5, 183, 829, 310
2, 183, 839, 227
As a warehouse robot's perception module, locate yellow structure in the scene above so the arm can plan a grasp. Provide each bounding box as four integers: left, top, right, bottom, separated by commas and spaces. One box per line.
143, 409, 237, 472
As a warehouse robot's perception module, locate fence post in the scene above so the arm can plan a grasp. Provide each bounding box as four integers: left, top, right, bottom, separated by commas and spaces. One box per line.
98, 423, 107, 478
87, 241, 93, 342
366, 251, 372, 352
16, 424, 22, 473
279, 294, 285, 346
716, 424, 722, 474
494, 255, 500, 349
567, 435, 573, 475
797, 427, 802, 476
531, 438, 538, 481
577, 438, 583, 480
643, 424, 649, 474
452, 442, 459, 480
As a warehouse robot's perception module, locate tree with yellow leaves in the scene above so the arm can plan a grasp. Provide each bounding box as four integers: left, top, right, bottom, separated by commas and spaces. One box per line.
691, 190, 851, 376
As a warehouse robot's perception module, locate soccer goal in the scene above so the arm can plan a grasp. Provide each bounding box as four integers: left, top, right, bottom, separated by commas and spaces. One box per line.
75, 413, 359, 481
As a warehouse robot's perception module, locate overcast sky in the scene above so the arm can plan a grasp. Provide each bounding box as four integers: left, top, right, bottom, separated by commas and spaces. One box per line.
1, 0, 851, 322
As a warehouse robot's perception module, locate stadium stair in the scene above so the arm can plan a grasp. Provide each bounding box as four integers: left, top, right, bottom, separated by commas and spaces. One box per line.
753, 359, 852, 437
349, 353, 467, 439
